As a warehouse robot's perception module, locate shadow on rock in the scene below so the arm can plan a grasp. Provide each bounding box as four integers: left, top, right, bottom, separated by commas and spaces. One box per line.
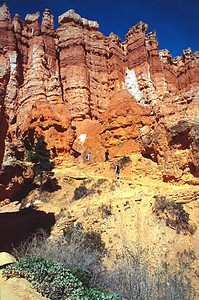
0, 207, 55, 253
12, 181, 38, 202
43, 178, 61, 192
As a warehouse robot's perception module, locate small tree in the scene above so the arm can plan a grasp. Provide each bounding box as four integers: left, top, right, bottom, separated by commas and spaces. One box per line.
28, 135, 55, 192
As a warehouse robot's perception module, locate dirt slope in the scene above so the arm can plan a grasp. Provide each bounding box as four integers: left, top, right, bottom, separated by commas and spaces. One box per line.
1, 153, 199, 298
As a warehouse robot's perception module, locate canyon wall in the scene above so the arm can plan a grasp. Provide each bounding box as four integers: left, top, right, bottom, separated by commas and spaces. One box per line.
0, 2, 199, 200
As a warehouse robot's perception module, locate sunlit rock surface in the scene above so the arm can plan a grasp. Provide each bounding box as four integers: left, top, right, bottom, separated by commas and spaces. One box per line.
0, 2, 199, 200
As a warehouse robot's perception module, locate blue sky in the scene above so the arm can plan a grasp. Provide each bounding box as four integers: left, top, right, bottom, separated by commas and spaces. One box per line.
1, 0, 199, 58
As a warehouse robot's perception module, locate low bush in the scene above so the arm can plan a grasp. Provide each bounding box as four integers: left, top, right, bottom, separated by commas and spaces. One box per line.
84, 287, 120, 299
73, 185, 88, 201
12, 228, 103, 286
153, 195, 169, 212
3, 257, 85, 299
98, 204, 112, 218
83, 178, 108, 197
84, 231, 106, 253
153, 196, 196, 234
70, 266, 91, 288
63, 223, 106, 254
92, 178, 107, 189
9, 231, 195, 300
118, 156, 131, 169
166, 202, 196, 234
2, 257, 119, 300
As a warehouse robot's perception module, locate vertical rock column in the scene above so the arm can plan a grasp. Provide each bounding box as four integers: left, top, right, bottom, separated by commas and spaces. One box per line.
41, 9, 61, 102
159, 49, 178, 95
13, 10, 74, 155
125, 22, 155, 106
16, 12, 47, 130
108, 33, 126, 100
177, 48, 199, 93
57, 10, 91, 121
145, 31, 166, 95
84, 31, 109, 119
0, 51, 9, 169
126, 21, 148, 70
0, 3, 19, 123
0, 3, 16, 168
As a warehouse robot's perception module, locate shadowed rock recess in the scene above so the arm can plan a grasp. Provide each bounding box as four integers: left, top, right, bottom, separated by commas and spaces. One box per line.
0, 2, 199, 200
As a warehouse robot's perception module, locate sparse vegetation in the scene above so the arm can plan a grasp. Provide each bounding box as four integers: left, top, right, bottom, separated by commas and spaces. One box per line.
19, 197, 28, 210
8, 231, 196, 300
63, 223, 106, 253
93, 178, 107, 188
73, 185, 88, 200
118, 156, 131, 169
153, 195, 197, 234
73, 179, 107, 200
27, 135, 55, 193
108, 244, 195, 300
11, 228, 105, 286
98, 204, 112, 218
84, 231, 106, 253
153, 195, 169, 212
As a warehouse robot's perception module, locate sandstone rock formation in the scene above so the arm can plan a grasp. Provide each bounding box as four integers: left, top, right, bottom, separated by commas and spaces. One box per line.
0, 139, 34, 201
0, 252, 16, 266
0, 2, 199, 201
99, 90, 153, 153
0, 49, 9, 169
141, 89, 199, 183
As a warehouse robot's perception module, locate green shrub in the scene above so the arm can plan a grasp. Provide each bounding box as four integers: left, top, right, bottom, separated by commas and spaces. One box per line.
2, 257, 85, 299
71, 266, 92, 288
84, 231, 106, 253
8, 231, 196, 300
12, 228, 104, 287
84, 287, 120, 299
73, 185, 88, 200
2, 257, 119, 300
63, 224, 106, 254
19, 197, 28, 210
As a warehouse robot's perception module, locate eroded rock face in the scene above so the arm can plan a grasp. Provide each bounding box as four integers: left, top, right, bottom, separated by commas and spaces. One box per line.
56, 9, 126, 121
0, 50, 9, 169
0, 2, 199, 201
1, 4, 75, 155
0, 140, 34, 201
99, 90, 153, 153
141, 90, 199, 183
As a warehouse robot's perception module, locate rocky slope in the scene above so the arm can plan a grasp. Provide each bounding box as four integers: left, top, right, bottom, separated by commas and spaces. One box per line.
0, 2, 199, 197
1, 155, 199, 298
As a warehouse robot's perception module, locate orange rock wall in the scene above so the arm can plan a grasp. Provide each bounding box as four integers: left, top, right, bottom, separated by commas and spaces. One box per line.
1, 4, 199, 139
0, 3, 199, 197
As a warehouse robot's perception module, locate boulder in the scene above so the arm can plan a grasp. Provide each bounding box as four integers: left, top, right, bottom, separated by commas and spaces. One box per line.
0, 252, 16, 267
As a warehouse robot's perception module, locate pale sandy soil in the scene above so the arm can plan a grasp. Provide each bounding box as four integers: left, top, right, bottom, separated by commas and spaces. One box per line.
0, 270, 46, 300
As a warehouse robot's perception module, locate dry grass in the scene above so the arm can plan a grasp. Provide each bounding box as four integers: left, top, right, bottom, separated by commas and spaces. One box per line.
12, 229, 104, 286
12, 231, 195, 299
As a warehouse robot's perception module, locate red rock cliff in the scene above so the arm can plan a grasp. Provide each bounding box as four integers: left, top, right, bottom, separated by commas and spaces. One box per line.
0, 2, 199, 200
